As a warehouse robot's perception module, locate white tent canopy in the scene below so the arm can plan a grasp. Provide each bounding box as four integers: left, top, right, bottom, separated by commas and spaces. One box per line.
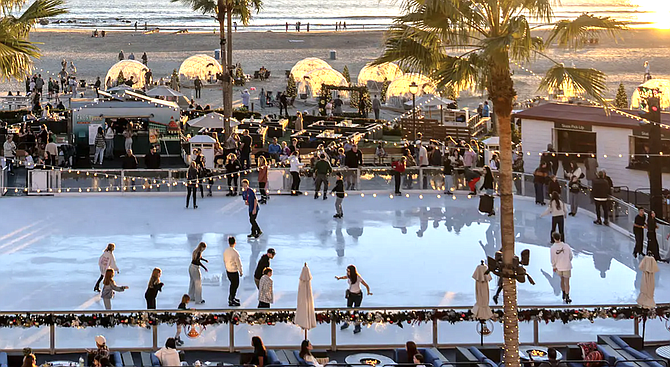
147, 86, 184, 98
403, 94, 455, 108
187, 112, 240, 129
300, 68, 349, 98
631, 79, 670, 110
105, 60, 149, 88
290, 58, 332, 82
179, 54, 222, 81
357, 62, 403, 90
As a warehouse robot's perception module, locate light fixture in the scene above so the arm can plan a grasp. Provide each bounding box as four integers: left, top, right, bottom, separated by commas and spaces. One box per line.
408, 81, 418, 95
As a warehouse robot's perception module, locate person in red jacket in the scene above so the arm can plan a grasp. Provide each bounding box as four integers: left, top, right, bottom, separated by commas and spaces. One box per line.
391, 157, 406, 195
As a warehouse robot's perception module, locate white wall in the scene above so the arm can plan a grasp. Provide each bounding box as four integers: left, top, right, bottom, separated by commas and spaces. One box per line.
521, 119, 553, 172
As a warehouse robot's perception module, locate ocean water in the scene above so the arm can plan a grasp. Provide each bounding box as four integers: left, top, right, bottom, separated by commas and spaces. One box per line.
42, 0, 668, 31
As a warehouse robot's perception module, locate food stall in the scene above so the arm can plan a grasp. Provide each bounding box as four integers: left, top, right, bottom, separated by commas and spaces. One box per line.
70, 94, 181, 156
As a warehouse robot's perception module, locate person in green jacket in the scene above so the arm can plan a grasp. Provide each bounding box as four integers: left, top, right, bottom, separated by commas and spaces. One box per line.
314, 154, 332, 200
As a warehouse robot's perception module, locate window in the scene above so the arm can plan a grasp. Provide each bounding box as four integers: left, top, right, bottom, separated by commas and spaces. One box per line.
554, 128, 596, 163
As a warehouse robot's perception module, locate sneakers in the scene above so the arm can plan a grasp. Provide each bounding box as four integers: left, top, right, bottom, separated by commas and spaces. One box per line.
340, 323, 349, 330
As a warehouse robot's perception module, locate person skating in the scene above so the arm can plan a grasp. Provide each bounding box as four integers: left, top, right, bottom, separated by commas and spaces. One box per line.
443, 154, 453, 195
541, 191, 567, 243
95, 243, 119, 292
592, 171, 611, 225
144, 267, 164, 309
647, 211, 661, 261
314, 154, 332, 199
186, 161, 198, 209
336, 265, 372, 334
289, 150, 303, 195
188, 242, 208, 304
242, 179, 262, 238
225, 153, 241, 196
391, 157, 405, 195
633, 207, 646, 258
254, 248, 276, 288
567, 175, 586, 216
344, 144, 362, 190
257, 267, 273, 308
550, 232, 573, 303
331, 172, 345, 218
174, 294, 190, 346
257, 156, 269, 204
223, 236, 243, 306
101, 268, 129, 310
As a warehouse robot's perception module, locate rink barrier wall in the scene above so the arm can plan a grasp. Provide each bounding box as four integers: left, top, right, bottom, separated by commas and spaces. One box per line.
0, 303, 666, 354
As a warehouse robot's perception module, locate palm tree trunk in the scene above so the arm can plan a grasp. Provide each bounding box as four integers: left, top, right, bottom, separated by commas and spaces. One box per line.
489, 60, 519, 367
216, 0, 230, 138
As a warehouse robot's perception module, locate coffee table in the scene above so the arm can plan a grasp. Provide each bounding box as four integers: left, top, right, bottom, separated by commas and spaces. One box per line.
656, 346, 670, 360
519, 346, 562, 361
345, 353, 396, 366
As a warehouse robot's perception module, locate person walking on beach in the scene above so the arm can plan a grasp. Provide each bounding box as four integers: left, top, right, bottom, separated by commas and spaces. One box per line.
194, 76, 202, 98
633, 207, 646, 258
332, 172, 345, 218
336, 265, 372, 334
95, 243, 119, 292
258, 267, 273, 308
223, 236, 243, 306
145, 267, 164, 309
186, 161, 198, 209
141, 52, 148, 66
242, 179, 262, 238
188, 242, 208, 304
279, 92, 288, 117
372, 95, 381, 120
289, 150, 303, 195
254, 248, 275, 288
134, 22, 138, 31
541, 191, 567, 243
101, 268, 128, 310
550, 232, 573, 303
314, 154, 332, 200
118, 50, 124, 61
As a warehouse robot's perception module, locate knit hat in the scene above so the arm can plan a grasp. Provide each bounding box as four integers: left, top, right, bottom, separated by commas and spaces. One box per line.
95, 335, 106, 345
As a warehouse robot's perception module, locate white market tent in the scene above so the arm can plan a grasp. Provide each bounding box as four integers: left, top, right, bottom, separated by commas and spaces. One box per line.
187, 112, 240, 129
303, 68, 349, 98
105, 60, 149, 88
631, 79, 670, 110
357, 62, 404, 90
178, 54, 222, 81
147, 86, 184, 98
290, 57, 332, 82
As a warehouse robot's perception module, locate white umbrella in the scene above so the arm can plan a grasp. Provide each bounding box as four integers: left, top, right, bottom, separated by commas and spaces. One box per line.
295, 263, 317, 339
146, 85, 184, 98
472, 263, 493, 320
187, 112, 240, 129
637, 255, 659, 309
106, 85, 136, 93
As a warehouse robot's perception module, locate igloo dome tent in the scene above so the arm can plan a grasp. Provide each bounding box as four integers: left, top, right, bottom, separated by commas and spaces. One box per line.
357, 62, 404, 90
290, 58, 333, 82
105, 60, 149, 88
386, 73, 437, 101
179, 54, 222, 82
302, 68, 349, 98
631, 79, 670, 110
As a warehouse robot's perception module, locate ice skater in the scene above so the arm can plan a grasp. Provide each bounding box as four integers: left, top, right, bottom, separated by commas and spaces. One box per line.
648, 211, 661, 261
145, 267, 164, 309
188, 242, 208, 304
254, 248, 275, 288
101, 268, 128, 310
242, 179, 262, 238
174, 294, 190, 346
314, 154, 332, 199
331, 172, 345, 218
223, 236, 243, 306
336, 265, 372, 334
95, 243, 119, 292
257, 267, 273, 308
541, 191, 567, 243
633, 207, 646, 258
257, 156, 269, 204
550, 232, 573, 303
186, 161, 198, 209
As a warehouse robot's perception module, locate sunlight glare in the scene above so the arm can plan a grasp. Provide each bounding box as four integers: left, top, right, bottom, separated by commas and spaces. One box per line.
630, 0, 670, 29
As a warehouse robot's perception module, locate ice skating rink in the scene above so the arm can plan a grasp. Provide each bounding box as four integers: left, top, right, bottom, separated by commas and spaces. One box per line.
0, 194, 667, 348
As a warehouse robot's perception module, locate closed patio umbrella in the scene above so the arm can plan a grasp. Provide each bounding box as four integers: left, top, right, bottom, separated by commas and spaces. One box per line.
637, 255, 659, 309
295, 263, 317, 339
472, 262, 493, 320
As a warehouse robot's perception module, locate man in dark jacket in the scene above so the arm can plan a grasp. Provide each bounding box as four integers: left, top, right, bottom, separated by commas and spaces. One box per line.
592, 171, 611, 225
122, 149, 138, 169
253, 248, 275, 288
344, 144, 362, 190
313, 154, 332, 199
144, 145, 161, 169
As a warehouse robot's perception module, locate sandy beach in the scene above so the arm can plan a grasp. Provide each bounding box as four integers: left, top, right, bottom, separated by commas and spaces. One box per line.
3, 28, 670, 110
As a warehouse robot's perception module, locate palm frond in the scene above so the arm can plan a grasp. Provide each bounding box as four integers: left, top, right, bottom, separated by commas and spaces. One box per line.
433, 53, 488, 93
372, 24, 446, 74
546, 13, 625, 50
538, 64, 608, 105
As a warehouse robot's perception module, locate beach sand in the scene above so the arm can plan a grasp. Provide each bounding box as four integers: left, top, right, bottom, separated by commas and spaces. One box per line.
3, 28, 670, 111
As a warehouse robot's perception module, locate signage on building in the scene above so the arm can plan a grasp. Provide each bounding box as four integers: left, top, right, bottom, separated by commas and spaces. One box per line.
633, 128, 670, 140
554, 122, 592, 131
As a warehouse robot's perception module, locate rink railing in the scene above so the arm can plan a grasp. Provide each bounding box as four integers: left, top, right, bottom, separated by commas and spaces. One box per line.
0, 303, 667, 354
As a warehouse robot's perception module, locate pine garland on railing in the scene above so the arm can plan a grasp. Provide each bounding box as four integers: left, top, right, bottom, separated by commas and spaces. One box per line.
1, 306, 668, 329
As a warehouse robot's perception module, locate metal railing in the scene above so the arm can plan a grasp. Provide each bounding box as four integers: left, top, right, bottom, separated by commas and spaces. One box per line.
0, 303, 668, 354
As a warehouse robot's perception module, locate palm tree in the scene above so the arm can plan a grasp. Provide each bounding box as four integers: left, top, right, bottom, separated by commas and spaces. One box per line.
173, 0, 261, 137
374, 3, 623, 366
0, 0, 66, 81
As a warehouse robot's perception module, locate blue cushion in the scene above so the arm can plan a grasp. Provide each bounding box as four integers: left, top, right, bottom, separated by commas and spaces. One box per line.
423, 349, 441, 364
111, 352, 123, 367
623, 348, 663, 367
482, 358, 497, 367
610, 336, 629, 349
0, 352, 7, 367
150, 353, 161, 367
468, 347, 487, 362
394, 349, 408, 363
267, 350, 283, 366
596, 345, 618, 365
292, 351, 311, 366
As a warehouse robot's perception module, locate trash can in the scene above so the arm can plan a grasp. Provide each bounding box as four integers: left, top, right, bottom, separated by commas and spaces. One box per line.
329, 50, 337, 60
214, 49, 221, 60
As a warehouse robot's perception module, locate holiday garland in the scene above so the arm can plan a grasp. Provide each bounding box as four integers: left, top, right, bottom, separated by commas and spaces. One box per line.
1, 306, 668, 329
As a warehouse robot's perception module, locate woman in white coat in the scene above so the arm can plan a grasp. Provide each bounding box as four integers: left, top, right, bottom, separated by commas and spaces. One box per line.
95, 243, 119, 292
